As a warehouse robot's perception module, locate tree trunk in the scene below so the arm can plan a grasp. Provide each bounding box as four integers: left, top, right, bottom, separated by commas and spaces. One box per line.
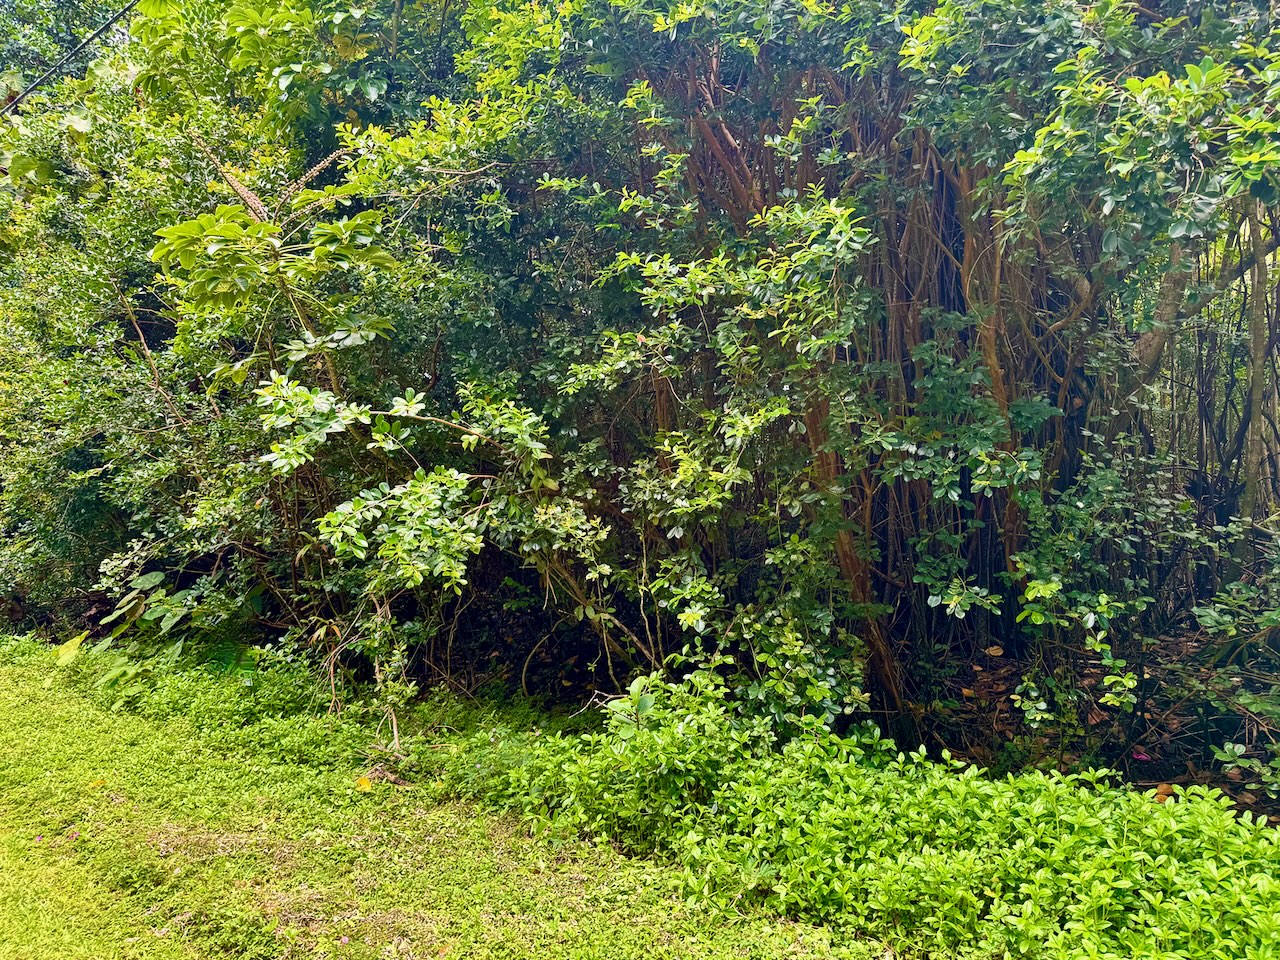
1241, 204, 1270, 531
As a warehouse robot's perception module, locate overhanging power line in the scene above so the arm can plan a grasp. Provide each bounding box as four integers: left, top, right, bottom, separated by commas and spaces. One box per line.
1, 0, 141, 118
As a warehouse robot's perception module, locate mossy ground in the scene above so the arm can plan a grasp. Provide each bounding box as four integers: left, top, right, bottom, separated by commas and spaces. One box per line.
0, 648, 882, 960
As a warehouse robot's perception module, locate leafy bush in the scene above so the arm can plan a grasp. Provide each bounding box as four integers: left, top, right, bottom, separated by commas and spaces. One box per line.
3, 0, 1280, 780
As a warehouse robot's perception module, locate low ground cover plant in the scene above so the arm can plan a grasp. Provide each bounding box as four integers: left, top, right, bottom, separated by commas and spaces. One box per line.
0, 636, 883, 960
434, 667, 1280, 960
8, 633, 1280, 958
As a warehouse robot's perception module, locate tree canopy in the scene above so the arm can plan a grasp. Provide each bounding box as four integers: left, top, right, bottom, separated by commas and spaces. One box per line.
2, 0, 1279, 789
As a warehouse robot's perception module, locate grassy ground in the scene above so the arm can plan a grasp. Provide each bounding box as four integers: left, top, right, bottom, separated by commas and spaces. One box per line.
0, 650, 882, 960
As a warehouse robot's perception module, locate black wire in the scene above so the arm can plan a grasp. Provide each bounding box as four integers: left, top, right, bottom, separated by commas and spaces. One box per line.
1, 0, 141, 118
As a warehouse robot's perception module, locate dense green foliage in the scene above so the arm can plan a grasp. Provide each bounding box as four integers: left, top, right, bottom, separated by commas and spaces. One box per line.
443, 668, 1280, 959
3, 0, 1280, 794
1, 0, 122, 90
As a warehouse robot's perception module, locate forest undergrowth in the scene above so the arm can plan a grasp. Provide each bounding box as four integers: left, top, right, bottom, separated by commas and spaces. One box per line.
4, 0, 1280, 798
4, 1, 1280, 956
6, 634, 1278, 960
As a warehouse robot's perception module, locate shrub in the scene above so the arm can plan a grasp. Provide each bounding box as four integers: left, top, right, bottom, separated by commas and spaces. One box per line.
5, 0, 1280, 780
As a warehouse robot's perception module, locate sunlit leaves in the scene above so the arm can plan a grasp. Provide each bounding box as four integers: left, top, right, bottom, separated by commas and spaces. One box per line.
319, 466, 484, 592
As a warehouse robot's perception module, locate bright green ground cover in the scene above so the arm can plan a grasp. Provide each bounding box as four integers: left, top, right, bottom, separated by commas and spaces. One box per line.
440, 672, 1280, 959
0, 644, 878, 960
5, 635, 1278, 960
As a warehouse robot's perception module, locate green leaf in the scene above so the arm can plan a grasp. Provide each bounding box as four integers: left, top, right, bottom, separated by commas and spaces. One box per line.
136, 0, 179, 15
54, 632, 88, 667
130, 572, 166, 590
159, 610, 186, 633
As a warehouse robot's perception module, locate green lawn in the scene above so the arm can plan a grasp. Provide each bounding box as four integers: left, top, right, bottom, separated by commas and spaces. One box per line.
0, 654, 881, 960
